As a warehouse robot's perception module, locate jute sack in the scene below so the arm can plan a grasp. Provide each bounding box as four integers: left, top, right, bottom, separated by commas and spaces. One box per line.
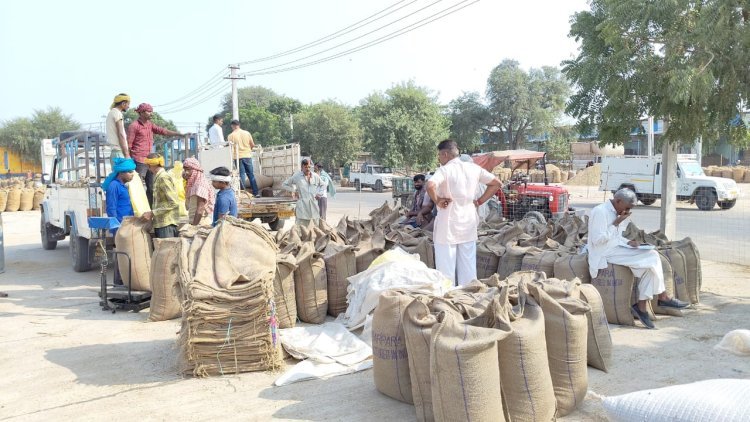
430, 311, 510, 422
372, 290, 414, 404
533, 277, 581, 300
5, 187, 21, 212
498, 244, 538, 279
659, 248, 690, 303
554, 252, 591, 283
521, 249, 559, 278
650, 253, 683, 317
403, 298, 440, 422
32, 188, 45, 210
293, 242, 328, 324
400, 237, 435, 269
494, 221, 526, 244
274, 253, 298, 328
579, 284, 613, 372
671, 238, 701, 304
528, 284, 589, 417
18, 188, 33, 211
591, 263, 635, 326
323, 243, 356, 317
475, 237, 506, 279
494, 289, 557, 422
0, 190, 7, 211
115, 217, 153, 292
148, 238, 182, 321
441, 281, 497, 319
354, 228, 387, 272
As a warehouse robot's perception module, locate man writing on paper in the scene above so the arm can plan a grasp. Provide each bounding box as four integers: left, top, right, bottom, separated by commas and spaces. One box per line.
426, 140, 502, 286
587, 188, 688, 329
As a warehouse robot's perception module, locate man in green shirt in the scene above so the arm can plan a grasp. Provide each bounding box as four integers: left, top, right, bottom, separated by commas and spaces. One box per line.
141, 153, 180, 238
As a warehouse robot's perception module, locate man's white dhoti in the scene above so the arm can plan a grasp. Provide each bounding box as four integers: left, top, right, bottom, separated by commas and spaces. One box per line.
435, 241, 477, 287
603, 246, 666, 301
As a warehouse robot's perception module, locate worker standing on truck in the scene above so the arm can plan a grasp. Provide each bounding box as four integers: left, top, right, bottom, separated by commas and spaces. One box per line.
207, 114, 225, 148
182, 158, 215, 226
587, 188, 688, 329
314, 162, 335, 221
103, 157, 136, 286
426, 140, 502, 286
127, 103, 184, 205
106, 93, 130, 162
209, 167, 237, 225
283, 158, 323, 226
141, 154, 180, 238
228, 119, 259, 196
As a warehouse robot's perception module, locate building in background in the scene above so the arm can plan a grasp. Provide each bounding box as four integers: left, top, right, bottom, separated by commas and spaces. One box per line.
0, 147, 41, 177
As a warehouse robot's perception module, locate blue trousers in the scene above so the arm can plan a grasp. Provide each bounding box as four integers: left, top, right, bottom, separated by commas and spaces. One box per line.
239, 157, 259, 196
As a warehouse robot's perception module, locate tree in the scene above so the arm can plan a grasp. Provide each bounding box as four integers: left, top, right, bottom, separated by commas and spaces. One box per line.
447, 92, 489, 153
563, 0, 750, 237
294, 101, 362, 170
545, 126, 577, 162
0, 107, 80, 163
486, 59, 570, 150
237, 106, 287, 147
358, 81, 449, 171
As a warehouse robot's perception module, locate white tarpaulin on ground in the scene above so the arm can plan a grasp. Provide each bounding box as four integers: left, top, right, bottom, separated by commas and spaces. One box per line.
335, 248, 450, 330
275, 322, 373, 386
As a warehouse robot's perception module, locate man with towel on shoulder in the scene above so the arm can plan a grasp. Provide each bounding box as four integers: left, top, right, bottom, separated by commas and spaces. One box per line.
141, 153, 180, 238
182, 157, 215, 226
103, 157, 136, 285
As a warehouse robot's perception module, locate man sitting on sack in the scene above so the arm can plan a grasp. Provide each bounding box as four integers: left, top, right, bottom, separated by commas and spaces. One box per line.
588, 188, 688, 329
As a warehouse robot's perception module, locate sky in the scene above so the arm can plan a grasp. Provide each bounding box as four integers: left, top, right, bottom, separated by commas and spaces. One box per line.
0, 0, 589, 135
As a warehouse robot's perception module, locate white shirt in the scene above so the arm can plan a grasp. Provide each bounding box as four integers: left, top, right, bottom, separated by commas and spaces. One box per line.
208, 123, 224, 146
317, 173, 329, 198
587, 200, 631, 278
428, 157, 496, 244
105, 108, 125, 149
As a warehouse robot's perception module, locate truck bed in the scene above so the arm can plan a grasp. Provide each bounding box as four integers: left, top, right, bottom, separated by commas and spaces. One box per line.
237, 196, 296, 219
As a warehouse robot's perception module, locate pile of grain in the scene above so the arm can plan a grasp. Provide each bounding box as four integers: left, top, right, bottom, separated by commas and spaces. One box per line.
565, 164, 601, 186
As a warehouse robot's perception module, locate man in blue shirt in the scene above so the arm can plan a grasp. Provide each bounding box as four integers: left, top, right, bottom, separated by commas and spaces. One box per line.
103, 157, 136, 285
209, 166, 237, 226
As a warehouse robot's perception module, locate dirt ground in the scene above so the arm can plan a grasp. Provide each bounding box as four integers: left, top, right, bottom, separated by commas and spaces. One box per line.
1, 210, 748, 421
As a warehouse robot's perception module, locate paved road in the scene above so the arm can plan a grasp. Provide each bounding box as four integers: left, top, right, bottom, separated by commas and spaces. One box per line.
325, 186, 749, 266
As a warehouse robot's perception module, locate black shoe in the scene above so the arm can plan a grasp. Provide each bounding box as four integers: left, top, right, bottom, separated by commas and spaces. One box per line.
658, 298, 689, 309
631, 304, 655, 329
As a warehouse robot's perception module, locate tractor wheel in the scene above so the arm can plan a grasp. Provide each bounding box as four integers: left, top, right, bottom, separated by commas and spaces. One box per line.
523, 211, 546, 225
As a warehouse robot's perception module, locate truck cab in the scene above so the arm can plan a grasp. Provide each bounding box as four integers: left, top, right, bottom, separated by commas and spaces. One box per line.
600, 155, 740, 210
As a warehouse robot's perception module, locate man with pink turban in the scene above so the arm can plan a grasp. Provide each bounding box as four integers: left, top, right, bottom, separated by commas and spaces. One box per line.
182, 157, 215, 226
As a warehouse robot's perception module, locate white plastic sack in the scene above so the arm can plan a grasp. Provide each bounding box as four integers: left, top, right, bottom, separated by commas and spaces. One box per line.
597, 379, 750, 422
336, 258, 449, 330
714, 329, 750, 356
274, 360, 373, 386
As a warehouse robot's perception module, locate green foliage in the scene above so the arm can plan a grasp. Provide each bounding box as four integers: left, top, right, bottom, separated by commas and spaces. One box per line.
545, 126, 577, 161
487, 59, 570, 150
124, 109, 178, 148
216, 86, 299, 145
358, 81, 449, 171
564, 0, 750, 148
447, 91, 489, 153
294, 101, 362, 169
0, 107, 81, 162
237, 106, 287, 146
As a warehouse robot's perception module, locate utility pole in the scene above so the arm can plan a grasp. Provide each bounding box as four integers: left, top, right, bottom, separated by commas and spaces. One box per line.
226, 65, 245, 122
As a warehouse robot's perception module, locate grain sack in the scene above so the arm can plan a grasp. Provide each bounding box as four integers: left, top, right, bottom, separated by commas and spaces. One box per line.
554, 252, 591, 283
115, 217, 153, 292
430, 311, 510, 422
591, 263, 635, 326
493, 290, 557, 422
651, 253, 683, 317
720, 168, 733, 179
476, 237, 505, 279
0, 190, 7, 212
441, 282, 497, 319
403, 299, 440, 422
323, 243, 356, 317
127, 172, 151, 217
498, 244, 537, 279
369, 201, 394, 225
5, 187, 21, 212
256, 173, 274, 190
372, 290, 414, 404
560, 169, 569, 182
354, 227, 387, 272
579, 284, 613, 372
293, 242, 328, 324
671, 237, 701, 304
521, 249, 558, 278
659, 248, 690, 303
148, 238, 182, 321
274, 253, 298, 328
528, 284, 589, 417
400, 237, 435, 269
744, 170, 750, 183
533, 277, 581, 300
732, 167, 746, 182
32, 188, 45, 210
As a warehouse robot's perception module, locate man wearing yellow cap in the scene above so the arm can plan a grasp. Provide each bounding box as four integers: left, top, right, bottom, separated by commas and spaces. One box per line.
141, 153, 180, 238
106, 93, 130, 162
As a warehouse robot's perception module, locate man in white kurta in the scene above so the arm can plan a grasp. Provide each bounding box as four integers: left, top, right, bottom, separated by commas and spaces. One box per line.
427, 140, 502, 286
588, 188, 688, 328
282, 158, 323, 226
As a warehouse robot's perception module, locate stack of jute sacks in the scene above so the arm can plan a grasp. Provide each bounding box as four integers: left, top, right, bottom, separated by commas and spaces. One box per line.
0, 178, 44, 212
176, 217, 282, 376
371, 271, 612, 420
271, 201, 436, 329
